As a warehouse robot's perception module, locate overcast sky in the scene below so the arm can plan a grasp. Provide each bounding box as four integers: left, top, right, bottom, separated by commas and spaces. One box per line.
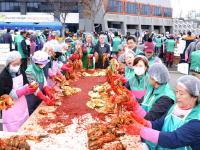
171, 0, 200, 17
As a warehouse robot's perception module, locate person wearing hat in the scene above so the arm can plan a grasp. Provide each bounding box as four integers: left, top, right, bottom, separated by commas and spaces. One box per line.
25, 51, 54, 115
124, 75, 200, 150
165, 35, 176, 67
0, 51, 37, 131
125, 55, 150, 103
190, 50, 200, 79
144, 38, 162, 66
125, 63, 175, 121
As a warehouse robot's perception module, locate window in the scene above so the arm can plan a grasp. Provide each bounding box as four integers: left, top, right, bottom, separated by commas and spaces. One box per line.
126, 2, 138, 14
163, 8, 172, 17
140, 4, 151, 15
107, 0, 123, 13
0, 2, 20, 12
153, 6, 161, 16
27, 2, 40, 12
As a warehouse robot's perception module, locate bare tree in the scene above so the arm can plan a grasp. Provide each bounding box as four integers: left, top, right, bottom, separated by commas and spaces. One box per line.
80, 0, 104, 32
47, 0, 79, 37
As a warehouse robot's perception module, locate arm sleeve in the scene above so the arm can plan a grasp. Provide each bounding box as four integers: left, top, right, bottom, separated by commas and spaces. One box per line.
151, 113, 167, 131
21, 40, 28, 55
125, 81, 131, 90
25, 71, 35, 83
144, 96, 174, 121
158, 120, 200, 148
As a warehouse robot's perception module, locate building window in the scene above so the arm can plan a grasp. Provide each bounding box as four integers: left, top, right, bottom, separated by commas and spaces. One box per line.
163, 8, 172, 17
140, 4, 151, 15
27, 2, 40, 12
107, 0, 123, 13
153, 6, 161, 16
126, 2, 138, 14
0, 2, 20, 12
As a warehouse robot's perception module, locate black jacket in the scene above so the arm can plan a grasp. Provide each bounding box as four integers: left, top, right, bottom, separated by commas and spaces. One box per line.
94, 43, 110, 69
0, 67, 28, 96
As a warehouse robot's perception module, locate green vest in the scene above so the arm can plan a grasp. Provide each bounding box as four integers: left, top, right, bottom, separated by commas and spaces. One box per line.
82, 46, 93, 69
26, 64, 45, 83
166, 39, 176, 52
190, 50, 200, 73
142, 83, 176, 112
155, 38, 162, 48
129, 73, 150, 91
15, 35, 26, 58
112, 37, 121, 52
125, 66, 134, 79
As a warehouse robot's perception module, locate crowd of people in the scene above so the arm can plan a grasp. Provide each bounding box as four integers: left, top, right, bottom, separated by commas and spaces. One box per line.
0, 28, 200, 149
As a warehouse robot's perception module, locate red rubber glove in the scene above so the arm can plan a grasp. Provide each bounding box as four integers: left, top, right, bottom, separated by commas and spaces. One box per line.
61, 64, 73, 73
74, 53, 80, 60
123, 124, 142, 135
88, 54, 93, 59
43, 86, 55, 100
123, 100, 139, 111
36, 91, 54, 106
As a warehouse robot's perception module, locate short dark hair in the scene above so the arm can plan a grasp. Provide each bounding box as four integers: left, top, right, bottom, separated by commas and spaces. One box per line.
147, 38, 153, 42
133, 56, 149, 68
114, 32, 118, 36
127, 36, 136, 42
187, 31, 192, 36
7, 28, 11, 33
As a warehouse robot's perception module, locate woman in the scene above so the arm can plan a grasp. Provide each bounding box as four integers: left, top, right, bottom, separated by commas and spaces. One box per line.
125, 63, 175, 121
0, 51, 36, 131
82, 33, 94, 69
125, 75, 200, 150
124, 50, 135, 79
26, 51, 54, 115
126, 55, 150, 103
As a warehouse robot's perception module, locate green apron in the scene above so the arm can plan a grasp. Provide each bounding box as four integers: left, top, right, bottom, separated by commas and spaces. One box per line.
26, 64, 45, 83
125, 66, 134, 79
142, 83, 176, 112
147, 104, 200, 150
82, 46, 93, 69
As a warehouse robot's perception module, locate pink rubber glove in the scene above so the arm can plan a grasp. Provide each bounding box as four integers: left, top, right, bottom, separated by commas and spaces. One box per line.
140, 127, 160, 144
16, 85, 37, 97
61, 64, 73, 73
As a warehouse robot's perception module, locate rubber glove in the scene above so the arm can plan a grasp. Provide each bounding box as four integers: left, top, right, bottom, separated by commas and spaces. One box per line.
61, 64, 73, 73
140, 127, 159, 144
123, 124, 142, 135
16, 84, 37, 97
43, 86, 55, 100
36, 91, 54, 106
123, 100, 147, 118
88, 54, 93, 59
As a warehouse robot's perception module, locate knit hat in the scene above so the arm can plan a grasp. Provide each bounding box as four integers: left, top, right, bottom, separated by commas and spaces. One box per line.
6, 51, 21, 66
32, 51, 49, 65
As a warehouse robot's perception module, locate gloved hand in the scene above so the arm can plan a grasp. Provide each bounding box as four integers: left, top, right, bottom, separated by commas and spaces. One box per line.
88, 54, 93, 59
73, 53, 80, 60
43, 86, 55, 100
36, 91, 54, 106
130, 112, 150, 127
69, 55, 75, 61
123, 100, 139, 111
123, 124, 142, 135
61, 64, 73, 73
16, 84, 37, 97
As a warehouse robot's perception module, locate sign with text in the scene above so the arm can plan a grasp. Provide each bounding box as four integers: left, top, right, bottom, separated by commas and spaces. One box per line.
0, 13, 54, 22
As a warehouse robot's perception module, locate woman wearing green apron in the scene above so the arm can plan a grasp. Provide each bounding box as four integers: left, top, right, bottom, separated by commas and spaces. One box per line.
82, 33, 94, 69
126, 55, 150, 103
124, 63, 175, 121
124, 75, 200, 150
